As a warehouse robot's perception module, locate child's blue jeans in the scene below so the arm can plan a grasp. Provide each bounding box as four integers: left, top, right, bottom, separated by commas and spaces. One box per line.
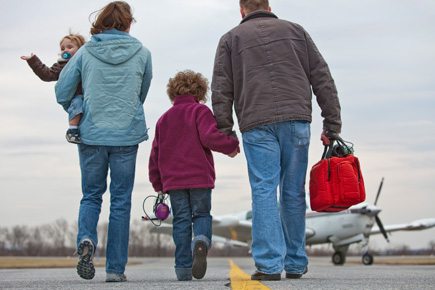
169, 188, 212, 280
67, 94, 84, 121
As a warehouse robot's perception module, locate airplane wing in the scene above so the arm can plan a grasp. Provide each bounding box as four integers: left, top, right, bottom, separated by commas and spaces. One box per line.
149, 214, 315, 247
371, 218, 435, 235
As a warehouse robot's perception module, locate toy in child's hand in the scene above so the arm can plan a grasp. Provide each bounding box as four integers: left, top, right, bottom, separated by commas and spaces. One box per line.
62, 52, 71, 60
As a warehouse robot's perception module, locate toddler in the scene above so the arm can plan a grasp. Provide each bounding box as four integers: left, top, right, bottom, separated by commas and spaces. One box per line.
21, 32, 86, 143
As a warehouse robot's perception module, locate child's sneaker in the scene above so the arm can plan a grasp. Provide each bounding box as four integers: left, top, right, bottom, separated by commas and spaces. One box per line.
76, 238, 95, 280
106, 273, 127, 282
66, 128, 81, 144
192, 240, 207, 279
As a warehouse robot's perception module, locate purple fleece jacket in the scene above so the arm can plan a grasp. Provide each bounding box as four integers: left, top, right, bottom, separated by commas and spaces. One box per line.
149, 95, 239, 193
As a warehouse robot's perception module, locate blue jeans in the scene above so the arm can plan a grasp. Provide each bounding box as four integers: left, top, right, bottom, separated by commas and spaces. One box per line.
169, 188, 212, 280
242, 120, 310, 274
77, 144, 138, 275
67, 94, 83, 121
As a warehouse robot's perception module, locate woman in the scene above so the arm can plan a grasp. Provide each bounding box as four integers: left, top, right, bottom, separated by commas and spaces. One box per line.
55, 1, 152, 282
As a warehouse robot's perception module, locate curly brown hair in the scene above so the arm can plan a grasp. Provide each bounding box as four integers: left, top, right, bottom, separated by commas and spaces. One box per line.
166, 70, 209, 104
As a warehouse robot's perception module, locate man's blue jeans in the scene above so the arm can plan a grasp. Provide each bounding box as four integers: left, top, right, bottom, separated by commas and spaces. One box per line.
169, 188, 212, 280
77, 144, 138, 275
242, 120, 310, 275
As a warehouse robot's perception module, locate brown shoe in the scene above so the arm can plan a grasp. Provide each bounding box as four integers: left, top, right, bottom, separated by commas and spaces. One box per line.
251, 271, 281, 281
286, 267, 308, 279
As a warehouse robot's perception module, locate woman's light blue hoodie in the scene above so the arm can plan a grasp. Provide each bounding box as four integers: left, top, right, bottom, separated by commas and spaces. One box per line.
55, 29, 152, 146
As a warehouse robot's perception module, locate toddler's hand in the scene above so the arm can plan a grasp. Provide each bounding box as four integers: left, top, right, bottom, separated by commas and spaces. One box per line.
21, 53, 34, 61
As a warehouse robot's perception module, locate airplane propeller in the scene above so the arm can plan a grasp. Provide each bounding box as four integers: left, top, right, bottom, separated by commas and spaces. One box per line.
375, 215, 389, 242
373, 177, 389, 242
374, 177, 384, 206
350, 178, 390, 242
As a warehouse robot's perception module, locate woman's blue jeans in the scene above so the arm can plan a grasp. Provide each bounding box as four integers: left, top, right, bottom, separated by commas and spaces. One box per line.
169, 188, 212, 280
77, 144, 138, 275
242, 120, 310, 275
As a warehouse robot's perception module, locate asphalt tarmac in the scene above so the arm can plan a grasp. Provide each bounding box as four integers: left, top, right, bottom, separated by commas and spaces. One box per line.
1, 257, 434, 290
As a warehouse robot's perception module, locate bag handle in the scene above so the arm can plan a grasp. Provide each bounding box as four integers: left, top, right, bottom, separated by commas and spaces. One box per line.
321, 131, 353, 159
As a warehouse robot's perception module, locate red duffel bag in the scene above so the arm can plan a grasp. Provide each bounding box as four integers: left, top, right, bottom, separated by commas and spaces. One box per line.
309, 132, 365, 212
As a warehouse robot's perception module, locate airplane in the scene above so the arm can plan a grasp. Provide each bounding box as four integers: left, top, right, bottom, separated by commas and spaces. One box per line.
143, 178, 435, 266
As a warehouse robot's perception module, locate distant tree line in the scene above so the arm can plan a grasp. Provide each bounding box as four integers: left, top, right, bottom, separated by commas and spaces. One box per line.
1, 219, 434, 257
0, 219, 249, 257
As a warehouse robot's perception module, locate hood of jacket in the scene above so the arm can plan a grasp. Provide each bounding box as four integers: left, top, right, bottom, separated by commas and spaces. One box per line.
85, 29, 143, 65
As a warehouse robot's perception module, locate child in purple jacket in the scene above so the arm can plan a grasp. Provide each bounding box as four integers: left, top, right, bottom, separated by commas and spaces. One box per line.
149, 70, 239, 281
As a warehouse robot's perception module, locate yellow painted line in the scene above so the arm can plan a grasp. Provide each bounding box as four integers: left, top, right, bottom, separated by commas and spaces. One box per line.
229, 227, 239, 241
229, 260, 271, 290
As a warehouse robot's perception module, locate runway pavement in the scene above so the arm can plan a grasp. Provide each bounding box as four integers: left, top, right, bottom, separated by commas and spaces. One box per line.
1, 257, 434, 290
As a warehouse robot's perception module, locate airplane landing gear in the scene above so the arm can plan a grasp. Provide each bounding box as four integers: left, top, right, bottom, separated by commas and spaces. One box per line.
361, 236, 374, 265
332, 251, 346, 265
332, 244, 349, 265
362, 253, 374, 265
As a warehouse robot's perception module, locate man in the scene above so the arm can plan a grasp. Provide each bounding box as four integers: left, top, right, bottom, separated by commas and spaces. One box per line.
211, 0, 342, 281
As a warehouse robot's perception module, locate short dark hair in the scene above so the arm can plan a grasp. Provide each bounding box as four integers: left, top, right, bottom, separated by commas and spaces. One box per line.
240, 0, 269, 13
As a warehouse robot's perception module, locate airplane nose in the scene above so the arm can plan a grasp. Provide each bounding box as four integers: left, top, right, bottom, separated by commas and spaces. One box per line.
350, 205, 381, 216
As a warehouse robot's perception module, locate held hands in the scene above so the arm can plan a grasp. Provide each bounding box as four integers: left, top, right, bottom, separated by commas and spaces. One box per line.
20, 53, 35, 61
228, 146, 240, 158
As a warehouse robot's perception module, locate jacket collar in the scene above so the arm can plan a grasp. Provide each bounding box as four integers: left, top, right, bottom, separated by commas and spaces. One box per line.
173, 95, 199, 105
240, 10, 278, 24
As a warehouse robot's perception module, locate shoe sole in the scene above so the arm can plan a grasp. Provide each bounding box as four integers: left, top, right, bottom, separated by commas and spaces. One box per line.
77, 240, 95, 280
65, 134, 81, 144
192, 241, 207, 279
106, 278, 127, 282
251, 274, 281, 281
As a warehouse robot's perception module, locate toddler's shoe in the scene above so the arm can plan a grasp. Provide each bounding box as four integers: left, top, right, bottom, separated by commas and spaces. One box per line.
76, 238, 95, 280
66, 128, 81, 144
192, 240, 207, 279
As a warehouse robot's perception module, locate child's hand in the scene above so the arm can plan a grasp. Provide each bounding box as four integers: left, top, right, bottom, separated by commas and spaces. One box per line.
228, 147, 240, 158
21, 53, 34, 61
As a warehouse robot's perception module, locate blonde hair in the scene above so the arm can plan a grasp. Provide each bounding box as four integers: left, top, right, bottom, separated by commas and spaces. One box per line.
166, 70, 209, 104
90, 1, 135, 35
60, 31, 86, 48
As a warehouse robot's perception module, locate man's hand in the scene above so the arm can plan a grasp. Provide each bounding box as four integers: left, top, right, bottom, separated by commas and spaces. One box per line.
321, 129, 341, 146
228, 146, 240, 158
321, 129, 330, 145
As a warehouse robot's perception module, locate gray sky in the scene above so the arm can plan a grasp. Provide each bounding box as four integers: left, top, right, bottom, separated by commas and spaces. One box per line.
1, 0, 434, 249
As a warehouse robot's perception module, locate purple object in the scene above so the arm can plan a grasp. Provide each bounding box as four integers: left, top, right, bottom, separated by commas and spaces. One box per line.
155, 203, 170, 220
